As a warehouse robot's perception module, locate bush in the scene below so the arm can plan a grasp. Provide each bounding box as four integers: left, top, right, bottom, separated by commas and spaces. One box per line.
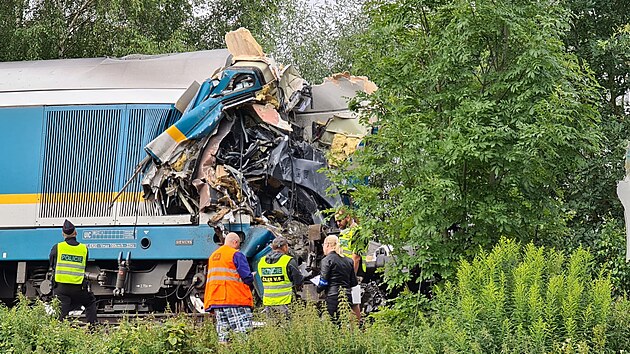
371, 238, 630, 353
0, 298, 409, 354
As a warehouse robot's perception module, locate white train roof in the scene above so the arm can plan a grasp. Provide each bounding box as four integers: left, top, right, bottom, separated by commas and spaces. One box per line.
0, 49, 230, 107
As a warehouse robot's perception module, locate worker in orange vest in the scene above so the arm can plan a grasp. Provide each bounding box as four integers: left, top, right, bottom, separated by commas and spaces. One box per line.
204, 232, 254, 344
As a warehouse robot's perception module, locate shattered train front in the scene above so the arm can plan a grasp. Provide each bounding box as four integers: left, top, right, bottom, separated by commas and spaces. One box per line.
139, 28, 385, 307
0, 27, 384, 313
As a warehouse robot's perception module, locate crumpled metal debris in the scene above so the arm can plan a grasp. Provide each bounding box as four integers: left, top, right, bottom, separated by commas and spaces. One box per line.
139, 28, 376, 264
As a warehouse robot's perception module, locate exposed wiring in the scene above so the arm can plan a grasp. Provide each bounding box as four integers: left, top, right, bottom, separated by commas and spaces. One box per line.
175, 283, 197, 301
154, 284, 181, 299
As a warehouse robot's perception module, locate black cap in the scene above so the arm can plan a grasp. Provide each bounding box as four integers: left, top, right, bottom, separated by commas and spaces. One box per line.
62, 219, 75, 236
271, 236, 288, 249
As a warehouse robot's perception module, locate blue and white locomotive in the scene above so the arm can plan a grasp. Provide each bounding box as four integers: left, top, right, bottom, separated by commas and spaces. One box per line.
0, 27, 378, 314
0, 46, 318, 313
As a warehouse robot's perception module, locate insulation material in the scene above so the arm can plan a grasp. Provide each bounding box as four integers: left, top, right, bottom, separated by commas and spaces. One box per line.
130, 28, 391, 314
224, 28, 265, 59
329, 134, 361, 167
138, 27, 369, 265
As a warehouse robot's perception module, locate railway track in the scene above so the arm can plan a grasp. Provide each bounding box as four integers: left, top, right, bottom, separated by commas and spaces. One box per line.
63, 311, 208, 325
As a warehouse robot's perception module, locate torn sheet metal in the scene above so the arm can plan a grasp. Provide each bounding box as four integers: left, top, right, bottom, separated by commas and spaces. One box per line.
318, 112, 369, 145
311, 111, 370, 166
294, 73, 376, 143
304, 72, 376, 114
129, 26, 389, 312
251, 104, 292, 132
138, 27, 366, 248
267, 138, 341, 208
278, 65, 310, 113
145, 68, 264, 164
193, 118, 235, 212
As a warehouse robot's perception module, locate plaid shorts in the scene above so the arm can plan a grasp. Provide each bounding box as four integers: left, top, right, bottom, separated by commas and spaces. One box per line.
214, 307, 253, 342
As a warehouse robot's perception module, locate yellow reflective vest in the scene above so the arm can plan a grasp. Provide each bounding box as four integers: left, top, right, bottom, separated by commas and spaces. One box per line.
339, 226, 366, 273
339, 228, 355, 258
258, 254, 293, 306
54, 241, 87, 285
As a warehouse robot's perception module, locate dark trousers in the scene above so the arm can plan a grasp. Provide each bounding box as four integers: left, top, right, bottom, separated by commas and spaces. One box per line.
325, 287, 352, 322
54, 284, 97, 324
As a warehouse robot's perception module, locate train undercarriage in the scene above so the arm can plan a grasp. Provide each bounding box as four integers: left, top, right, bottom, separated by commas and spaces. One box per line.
2, 258, 208, 314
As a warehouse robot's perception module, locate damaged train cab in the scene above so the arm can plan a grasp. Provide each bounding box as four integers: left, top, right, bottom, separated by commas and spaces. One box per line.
0, 28, 381, 313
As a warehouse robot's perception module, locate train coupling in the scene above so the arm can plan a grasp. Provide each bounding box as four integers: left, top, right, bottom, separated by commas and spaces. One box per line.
84, 270, 106, 285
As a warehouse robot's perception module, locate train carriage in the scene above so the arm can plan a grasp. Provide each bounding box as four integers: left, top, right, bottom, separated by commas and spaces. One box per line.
0, 50, 275, 313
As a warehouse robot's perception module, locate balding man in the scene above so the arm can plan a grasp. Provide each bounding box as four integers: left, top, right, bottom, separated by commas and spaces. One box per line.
204, 232, 254, 344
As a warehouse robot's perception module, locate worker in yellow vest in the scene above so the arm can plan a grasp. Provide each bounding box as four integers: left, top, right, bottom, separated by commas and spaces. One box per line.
257, 236, 303, 318
204, 232, 254, 344
335, 210, 364, 321
48, 219, 97, 324
335, 210, 365, 274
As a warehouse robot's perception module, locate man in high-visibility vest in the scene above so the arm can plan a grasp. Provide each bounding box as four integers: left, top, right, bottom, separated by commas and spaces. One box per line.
335, 210, 363, 321
335, 210, 364, 275
48, 219, 97, 324
257, 236, 303, 319
204, 232, 254, 344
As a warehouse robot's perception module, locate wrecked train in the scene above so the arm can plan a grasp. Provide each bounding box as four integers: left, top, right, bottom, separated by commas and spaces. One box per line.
0, 29, 382, 313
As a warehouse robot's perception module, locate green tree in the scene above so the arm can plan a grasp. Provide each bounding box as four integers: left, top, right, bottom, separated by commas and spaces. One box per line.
343, 0, 602, 287
257, 0, 369, 83
0, 0, 195, 61
0, 0, 363, 85
566, 1, 630, 115
561, 2, 630, 231
187, 0, 279, 50
560, 1, 630, 294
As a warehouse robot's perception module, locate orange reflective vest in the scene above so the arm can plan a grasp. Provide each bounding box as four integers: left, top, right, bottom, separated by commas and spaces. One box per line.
204, 245, 253, 310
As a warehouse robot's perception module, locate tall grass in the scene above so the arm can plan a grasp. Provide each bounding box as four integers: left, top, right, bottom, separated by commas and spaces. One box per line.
0, 298, 410, 354
393, 238, 630, 353
2, 239, 629, 353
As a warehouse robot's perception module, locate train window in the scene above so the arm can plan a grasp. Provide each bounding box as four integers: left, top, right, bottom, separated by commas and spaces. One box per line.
223, 74, 255, 94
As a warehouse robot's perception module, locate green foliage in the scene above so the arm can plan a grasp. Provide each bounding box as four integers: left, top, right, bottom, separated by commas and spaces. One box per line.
372, 239, 630, 353
0, 299, 414, 354
0, 0, 368, 83
188, 0, 279, 49
342, 0, 602, 286
559, 2, 630, 296
257, 0, 369, 83
566, 217, 630, 296
3, 242, 630, 352
548, 1, 630, 296
565, 0, 630, 113
0, 296, 213, 354
0, 0, 197, 61
367, 289, 429, 332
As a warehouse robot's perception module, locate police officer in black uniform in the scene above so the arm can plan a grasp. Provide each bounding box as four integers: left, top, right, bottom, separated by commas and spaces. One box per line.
49, 219, 97, 324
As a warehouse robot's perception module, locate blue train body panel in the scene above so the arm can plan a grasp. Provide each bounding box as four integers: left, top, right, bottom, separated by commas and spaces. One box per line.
0, 51, 291, 309
0, 224, 273, 262
0, 103, 186, 228
0, 107, 44, 194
